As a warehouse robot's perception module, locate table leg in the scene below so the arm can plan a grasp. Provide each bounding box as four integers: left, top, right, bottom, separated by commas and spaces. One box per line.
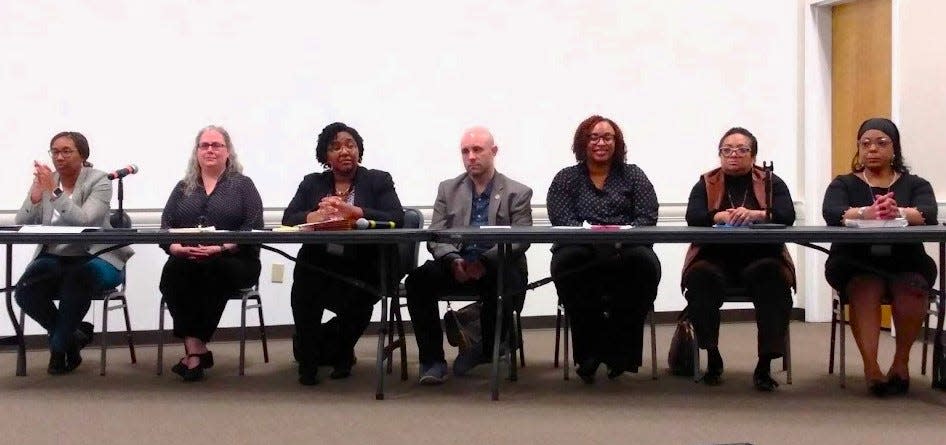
5, 244, 26, 376
375, 246, 390, 400
490, 243, 506, 401
933, 242, 945, 388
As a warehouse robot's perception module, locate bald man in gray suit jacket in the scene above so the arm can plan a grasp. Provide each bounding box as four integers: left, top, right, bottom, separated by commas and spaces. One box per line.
406, 126, 532, 384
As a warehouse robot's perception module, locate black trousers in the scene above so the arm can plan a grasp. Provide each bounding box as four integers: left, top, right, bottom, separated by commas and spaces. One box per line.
159, 255, 260, 343
291, 245, 382, 369
683, 253, 792, 359
405, 258, 526, 366
551, 244, 661, 371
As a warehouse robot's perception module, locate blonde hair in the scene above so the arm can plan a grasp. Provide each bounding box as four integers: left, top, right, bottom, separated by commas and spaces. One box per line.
180, 125, 244, 195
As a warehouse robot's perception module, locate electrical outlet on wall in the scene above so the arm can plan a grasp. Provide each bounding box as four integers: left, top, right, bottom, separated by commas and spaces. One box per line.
271, 263, 285, 283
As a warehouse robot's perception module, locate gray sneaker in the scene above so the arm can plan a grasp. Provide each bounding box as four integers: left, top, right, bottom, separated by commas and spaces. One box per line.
418, 361, 448, 385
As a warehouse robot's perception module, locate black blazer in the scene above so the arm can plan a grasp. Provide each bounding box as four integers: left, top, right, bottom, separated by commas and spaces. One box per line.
282, 166, 403, 227
283, 166, 404, 265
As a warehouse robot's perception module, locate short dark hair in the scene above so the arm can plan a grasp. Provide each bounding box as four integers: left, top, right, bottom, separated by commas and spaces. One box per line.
571, 115, 627, 163
315, 122, 364, 168
50, 131, 93, 167
717, 127, 758, 156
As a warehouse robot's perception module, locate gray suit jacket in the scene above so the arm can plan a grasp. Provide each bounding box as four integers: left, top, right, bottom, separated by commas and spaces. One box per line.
15, 166, 134, 269
427, 171, 533, 270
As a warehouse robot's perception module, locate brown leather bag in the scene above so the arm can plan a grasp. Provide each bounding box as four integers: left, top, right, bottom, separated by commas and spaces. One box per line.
667, 310, 695, 376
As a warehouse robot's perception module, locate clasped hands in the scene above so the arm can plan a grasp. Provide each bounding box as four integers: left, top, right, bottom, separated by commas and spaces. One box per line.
859, 192, 901, 220
714, 207, 766, 226
30, 161, 57, 203
305, 196, 364, 223
169, 243, 237, 261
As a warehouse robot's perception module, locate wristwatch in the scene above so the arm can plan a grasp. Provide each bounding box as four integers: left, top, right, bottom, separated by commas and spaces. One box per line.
51, 187, 63, 200
856, 206, 867, 218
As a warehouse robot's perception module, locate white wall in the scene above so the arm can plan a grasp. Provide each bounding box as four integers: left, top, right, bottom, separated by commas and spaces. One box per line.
0, 0, 807, 336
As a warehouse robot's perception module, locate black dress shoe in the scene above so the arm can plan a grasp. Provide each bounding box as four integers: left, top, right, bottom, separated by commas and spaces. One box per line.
575, 358, 600, 384
298, 365, 319, 386
753, 371, 779, 392
74, 322, 94, 349
64, 344, 83, 372
887, 375, 910, 395
330, 365, 352, 380
47, 352, 67, 375
701, 368, 723, 386
868, 379, 888, 397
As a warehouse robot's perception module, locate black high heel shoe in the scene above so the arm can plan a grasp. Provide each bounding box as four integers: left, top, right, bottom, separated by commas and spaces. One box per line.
575, 358, 601, 384
886, 375, 910, 395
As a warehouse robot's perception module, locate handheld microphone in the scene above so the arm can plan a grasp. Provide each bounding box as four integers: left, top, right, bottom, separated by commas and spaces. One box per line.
107, 164, 139, 180
355, 218, 396, 229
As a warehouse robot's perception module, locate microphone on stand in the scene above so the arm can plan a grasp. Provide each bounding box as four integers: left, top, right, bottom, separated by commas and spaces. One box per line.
354, 218, 397, 229
108, 164, 138, 229
107, 164, 139, 180
751, 161, 786, 229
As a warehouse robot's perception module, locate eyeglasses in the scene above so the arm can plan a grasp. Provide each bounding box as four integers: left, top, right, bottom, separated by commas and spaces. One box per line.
329, 139, 357, 151
198, 142, 227, 151
48, 148, 77, 157
719, 146, 752, 157
857, 138, 892, 151
588, 133, 615, 143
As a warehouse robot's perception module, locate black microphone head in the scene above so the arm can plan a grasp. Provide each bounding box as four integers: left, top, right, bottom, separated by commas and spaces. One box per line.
110, 211, 132, 229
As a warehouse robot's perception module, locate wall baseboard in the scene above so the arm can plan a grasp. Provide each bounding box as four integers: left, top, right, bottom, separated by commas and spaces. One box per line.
0, 308, 807, 352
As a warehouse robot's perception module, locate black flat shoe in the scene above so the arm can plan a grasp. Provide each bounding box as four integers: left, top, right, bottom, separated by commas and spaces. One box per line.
606, 365, 626, 380
64, 344, 82, 373
330, 365, 352, 380
75, 321, 94, 350
701, 368, 723, 386
753, 371, 779, 392
868, 379, 888, 397
887, 375, 910, 395
172, 351, 213, 377
576, 358, 600, 384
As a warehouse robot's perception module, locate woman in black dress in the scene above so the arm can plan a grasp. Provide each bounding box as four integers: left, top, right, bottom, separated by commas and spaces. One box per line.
822, 117, 937, 396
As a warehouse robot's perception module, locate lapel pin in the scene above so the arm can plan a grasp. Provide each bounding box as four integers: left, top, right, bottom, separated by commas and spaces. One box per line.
494, 194, 500, 200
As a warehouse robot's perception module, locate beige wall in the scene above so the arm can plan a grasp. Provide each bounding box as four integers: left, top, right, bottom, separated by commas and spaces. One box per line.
897, 0, 946, 204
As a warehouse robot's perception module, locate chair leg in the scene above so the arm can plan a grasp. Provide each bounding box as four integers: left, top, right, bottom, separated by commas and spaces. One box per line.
394, 298, 408, 381
120, 296, 136, 364
839, 302, 847, 389
254, 296, 269, 363
509, 311, 519, 382
829, 298, 837, 374
692, 326, 701, 383
517, 311, 525, 368
649, 310, 657, 380
100, 297, 109, 377
157, 298, 165, 375
553, 306, 562, 368
784, 322, 792, 384
386, 301, 396, 375
239, 294, 248, 376
563, 310, 570, 381
921, 307, 931, 375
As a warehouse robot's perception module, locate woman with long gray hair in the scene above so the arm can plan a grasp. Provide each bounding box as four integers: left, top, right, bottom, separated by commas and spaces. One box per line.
158, 125, 263, 382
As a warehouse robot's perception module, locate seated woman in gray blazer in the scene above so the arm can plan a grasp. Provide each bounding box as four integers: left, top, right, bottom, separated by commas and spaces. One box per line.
14, 131, 133, 374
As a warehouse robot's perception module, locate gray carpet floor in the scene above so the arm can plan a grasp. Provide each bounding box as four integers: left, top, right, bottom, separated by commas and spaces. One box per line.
1, 322, 944, 445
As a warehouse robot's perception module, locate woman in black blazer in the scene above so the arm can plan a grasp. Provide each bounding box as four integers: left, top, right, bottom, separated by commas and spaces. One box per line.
283, 122, 403, 385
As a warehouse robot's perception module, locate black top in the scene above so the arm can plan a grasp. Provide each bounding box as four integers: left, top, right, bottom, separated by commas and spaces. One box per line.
547, 162, 658, 227
282, 166, 403, 227
685, 172, 795, 226
160, 171, 264, 257
685, 171, 795, 259
822, 172, 937, 256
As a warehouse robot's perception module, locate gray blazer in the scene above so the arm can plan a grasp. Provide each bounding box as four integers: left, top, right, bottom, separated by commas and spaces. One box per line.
427, 171, 533, 270
15, 166, 134, 269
